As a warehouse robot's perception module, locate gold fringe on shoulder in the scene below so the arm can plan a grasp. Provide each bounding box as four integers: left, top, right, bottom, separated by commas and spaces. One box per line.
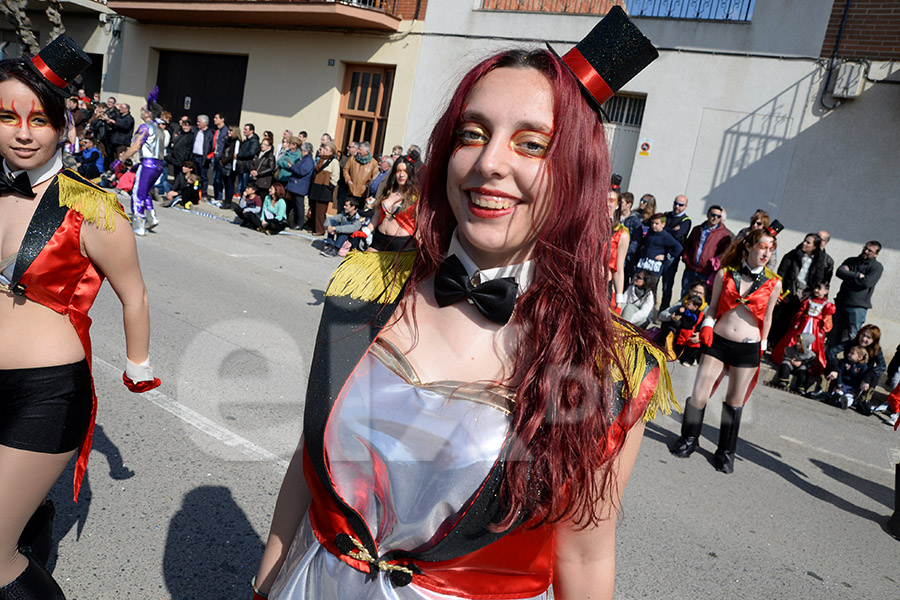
57, 170, 128, 232
608, 322, 680, 422
326, 250, 417, 304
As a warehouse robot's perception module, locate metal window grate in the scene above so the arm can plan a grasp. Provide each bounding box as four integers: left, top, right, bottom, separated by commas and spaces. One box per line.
479, 0, 754, 21
627, 0, 754, 22
602, 94, 646, 126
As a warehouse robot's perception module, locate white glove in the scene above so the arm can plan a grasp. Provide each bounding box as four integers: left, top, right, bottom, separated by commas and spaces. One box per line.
125, 357, 154, 382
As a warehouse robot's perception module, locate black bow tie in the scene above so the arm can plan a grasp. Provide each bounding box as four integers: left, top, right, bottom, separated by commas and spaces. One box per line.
740, 264, 760, 279
0, 171, 36, 198
433, 255, 518, 325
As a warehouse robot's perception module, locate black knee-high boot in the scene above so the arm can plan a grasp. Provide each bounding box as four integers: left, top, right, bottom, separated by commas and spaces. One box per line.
888, 463, 900, 539
0, 556, 65, 599
17, 499, 55, 567
714, 403, 743, 474
670, 400, 705, 458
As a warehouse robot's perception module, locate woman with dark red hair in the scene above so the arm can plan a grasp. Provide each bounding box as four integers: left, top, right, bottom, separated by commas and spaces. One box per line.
251, 9, 671, 600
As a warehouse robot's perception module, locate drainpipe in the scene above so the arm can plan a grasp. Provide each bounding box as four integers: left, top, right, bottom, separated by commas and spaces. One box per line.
820, 0, 852, 111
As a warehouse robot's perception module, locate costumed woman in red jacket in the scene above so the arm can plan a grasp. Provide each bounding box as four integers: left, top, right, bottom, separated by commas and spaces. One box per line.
251, 8, 674, 600
670, 226, 782, 473
0, 36, 160, 599
770, 280, 835, 378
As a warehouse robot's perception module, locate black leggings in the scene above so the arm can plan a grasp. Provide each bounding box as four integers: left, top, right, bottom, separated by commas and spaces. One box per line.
0, 360, 92, 453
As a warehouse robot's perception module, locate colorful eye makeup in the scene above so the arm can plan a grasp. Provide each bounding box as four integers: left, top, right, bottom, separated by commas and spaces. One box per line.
454, 121, 553, 159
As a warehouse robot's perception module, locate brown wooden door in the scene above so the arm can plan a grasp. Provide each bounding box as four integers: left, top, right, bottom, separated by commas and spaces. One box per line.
336, 64, 395, 157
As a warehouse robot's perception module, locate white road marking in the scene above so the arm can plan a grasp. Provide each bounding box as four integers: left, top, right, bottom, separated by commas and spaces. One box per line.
94, 357, 290, 472
780, 435, 895, 475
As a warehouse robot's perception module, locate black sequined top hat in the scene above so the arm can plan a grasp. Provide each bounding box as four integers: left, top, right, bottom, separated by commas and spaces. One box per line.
548, 5, 658, 112
26, 34, 92, 96
765, 219, 784, 237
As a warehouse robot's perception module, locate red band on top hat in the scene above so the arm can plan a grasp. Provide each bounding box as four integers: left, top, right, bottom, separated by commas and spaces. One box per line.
31, 55, 68, 89
561, 47, 614, 105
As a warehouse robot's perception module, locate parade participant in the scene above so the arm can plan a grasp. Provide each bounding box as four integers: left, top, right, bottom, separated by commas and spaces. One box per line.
771, 281, 835, 378
121, 86, 166, 236
607, 189, 629, 313
670, 225, 783, 473
363, 155, 418, 252
0, 35, 160, 599
251, 8, 671, 600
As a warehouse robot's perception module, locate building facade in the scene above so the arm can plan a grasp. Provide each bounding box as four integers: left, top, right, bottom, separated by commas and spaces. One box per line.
406, 0, 900, 345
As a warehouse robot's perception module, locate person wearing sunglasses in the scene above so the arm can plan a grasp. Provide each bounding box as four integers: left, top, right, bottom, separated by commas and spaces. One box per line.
659, 194, 692, 310
680, 204, 732, 298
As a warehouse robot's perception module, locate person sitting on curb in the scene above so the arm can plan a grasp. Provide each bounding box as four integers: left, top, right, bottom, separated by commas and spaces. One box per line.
233, 183, 263, 227
319, 198, 362, 257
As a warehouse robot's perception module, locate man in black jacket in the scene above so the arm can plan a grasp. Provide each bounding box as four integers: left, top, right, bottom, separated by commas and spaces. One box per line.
210, 113, 228, 205
167, 116, 195, 170
236, 123, 260, 195
659, 195, 692, 310
829, 241, 883, 347
107, 102, 135, 150
818, 229, 835, 283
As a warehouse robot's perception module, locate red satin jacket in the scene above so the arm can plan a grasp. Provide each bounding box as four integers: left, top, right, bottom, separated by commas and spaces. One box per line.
16, 170, 127, 500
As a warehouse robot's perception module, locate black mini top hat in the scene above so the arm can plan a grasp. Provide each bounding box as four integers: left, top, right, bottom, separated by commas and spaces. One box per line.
549, 5, 658, 112
26, 34, 92, 96
765, 219, 784, 237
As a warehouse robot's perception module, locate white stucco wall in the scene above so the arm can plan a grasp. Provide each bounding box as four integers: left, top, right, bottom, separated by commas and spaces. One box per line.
100, 19, 423, 154
407, 2, 900, 352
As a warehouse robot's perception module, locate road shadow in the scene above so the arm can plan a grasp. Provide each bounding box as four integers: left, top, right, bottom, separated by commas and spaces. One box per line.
647, 416, 888, 524
47, 424, 135, 573
810, 458, 894, 509
163, 485, 265, 599
307, 288, 326, 306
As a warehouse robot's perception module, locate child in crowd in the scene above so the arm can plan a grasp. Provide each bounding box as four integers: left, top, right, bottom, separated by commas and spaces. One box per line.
320, 198, 363, 257
771, 282, 834, 376
831, 345, 870, 410
100, 148, 129, 189
111, 159, 136, 205
180, 174, 201, 209
774, 333, 816, 392
635, 212, 682, 278
233, 183, 263, 226
164, 161, 197, 207
621, 270, 657, 328
659, 294, 705, 365
877, 380, 900, 428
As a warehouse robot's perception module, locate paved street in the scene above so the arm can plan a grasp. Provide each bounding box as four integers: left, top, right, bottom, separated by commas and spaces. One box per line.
47, 205, 899, 599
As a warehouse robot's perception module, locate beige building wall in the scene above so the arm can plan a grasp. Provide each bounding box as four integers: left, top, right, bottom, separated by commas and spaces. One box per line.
99, 20, 423, 153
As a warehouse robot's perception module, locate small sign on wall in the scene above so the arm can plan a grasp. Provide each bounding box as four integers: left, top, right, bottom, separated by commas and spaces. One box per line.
638, 138, 652, 157
184, 96, 191, 110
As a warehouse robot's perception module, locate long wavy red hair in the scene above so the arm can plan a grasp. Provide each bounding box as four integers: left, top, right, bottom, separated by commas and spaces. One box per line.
412, 49, 628, 528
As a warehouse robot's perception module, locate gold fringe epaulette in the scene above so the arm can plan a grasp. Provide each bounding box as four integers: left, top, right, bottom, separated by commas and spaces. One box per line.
57, 169, 128, 232
325, 250, 417, 304
608, 321, 680, 422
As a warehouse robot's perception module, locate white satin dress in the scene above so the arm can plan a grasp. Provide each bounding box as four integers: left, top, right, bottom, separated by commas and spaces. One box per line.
270, 339, 548, 600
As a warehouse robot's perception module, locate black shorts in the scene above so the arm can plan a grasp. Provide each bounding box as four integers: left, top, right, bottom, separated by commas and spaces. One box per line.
0, 360, 93, 454
370, 229, 416, 253
702, 333, 761, 369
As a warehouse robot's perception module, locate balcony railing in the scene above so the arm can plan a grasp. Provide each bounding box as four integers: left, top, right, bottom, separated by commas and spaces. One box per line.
106, 0, 407, 31
480, 0, 754, 22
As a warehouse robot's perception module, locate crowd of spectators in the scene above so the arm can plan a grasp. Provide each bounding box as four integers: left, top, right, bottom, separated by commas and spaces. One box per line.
60, 84, 424, 255
609, 181, 895, 426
